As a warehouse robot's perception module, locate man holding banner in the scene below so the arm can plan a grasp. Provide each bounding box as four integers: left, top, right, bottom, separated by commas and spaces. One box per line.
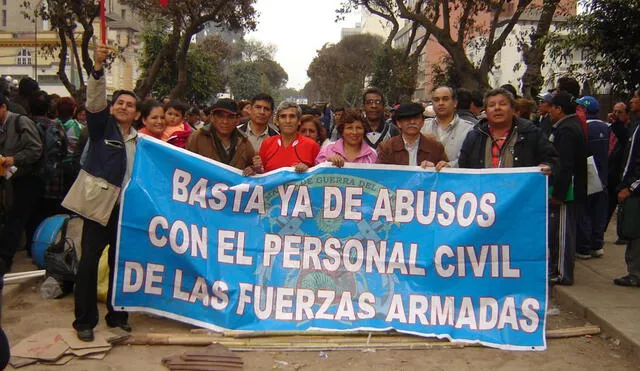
62, 44, 137, 342
376, 102, 448, 168
457, 88, 557, 173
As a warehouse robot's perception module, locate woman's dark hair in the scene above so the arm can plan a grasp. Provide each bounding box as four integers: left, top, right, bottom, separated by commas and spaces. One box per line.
140, 99, 164, 120
135, 99, 164, 130
56, 97, 76, 119
299, 114, 327, 145
336, 108, 366, 135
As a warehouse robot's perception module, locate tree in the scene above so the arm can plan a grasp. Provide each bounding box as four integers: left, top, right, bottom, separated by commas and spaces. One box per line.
431, 56, 463, 90
120, 0, 257, 99
548, 0, 640, 94
20, 0, 102, 102
307, 34, 384, 107
226, 39, 288, 100
339, 0, 537, 91
139, 22, 232, 104
519, 0, 565, 99
228, 59, 288, 100
370, 47, 419, 104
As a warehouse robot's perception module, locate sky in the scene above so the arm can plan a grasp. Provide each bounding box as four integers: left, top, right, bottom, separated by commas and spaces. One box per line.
246, 0, 361, 90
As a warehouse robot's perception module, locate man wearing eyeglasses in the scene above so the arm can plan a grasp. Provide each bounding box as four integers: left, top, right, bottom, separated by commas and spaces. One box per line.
362, 87, 399, 149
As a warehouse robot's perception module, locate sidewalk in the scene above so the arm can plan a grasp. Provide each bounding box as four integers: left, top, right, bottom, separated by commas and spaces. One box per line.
553, 233, 640, 362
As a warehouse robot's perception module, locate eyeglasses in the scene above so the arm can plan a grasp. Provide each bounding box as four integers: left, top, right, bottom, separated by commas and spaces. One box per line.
365, 99, 383, 106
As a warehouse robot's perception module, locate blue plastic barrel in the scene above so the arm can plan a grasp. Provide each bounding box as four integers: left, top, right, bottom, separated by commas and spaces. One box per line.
31, 214, 70, 269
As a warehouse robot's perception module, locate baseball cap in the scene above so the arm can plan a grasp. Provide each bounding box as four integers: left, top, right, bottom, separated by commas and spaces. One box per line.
538, 93, 553, 103
211, 98, 239, 115
575, 96, 600, 113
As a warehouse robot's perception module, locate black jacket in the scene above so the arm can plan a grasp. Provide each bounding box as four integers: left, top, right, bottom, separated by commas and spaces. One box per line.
458, 118, 559, 172
549, 114, 587, 203
619, 126, 640, 194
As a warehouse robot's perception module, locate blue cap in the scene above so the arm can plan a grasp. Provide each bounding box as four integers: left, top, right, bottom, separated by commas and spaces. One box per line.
576, 96, 600, 113
538, 93, 553, 103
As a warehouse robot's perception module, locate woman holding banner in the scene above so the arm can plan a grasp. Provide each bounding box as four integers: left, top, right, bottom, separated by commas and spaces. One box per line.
315, 109, 377, 167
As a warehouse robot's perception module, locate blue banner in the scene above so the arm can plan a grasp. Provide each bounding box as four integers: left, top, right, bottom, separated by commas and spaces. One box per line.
114, 136, 548, 351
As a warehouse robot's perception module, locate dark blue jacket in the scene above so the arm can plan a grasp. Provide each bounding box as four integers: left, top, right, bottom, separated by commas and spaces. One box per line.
458, 118, 559, 171
83, 108, 127, 187
586, 115, 610, 187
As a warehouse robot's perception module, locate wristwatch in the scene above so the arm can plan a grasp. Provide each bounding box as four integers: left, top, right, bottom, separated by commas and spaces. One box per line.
91, 68, 104, 80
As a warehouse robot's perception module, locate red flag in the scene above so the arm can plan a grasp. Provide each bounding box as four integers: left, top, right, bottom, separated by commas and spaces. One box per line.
99, 0, 106, 44
159, 0, 168, 7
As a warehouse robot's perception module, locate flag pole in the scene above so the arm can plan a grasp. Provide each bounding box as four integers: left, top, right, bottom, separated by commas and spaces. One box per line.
100, 0, 106, 44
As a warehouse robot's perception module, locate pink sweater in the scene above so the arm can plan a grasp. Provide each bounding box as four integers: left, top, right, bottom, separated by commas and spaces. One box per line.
315, 139, 378, 165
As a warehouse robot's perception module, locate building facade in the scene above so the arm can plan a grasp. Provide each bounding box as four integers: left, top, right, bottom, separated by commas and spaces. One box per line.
0, 0, 142, 99
392, 1, 578, 101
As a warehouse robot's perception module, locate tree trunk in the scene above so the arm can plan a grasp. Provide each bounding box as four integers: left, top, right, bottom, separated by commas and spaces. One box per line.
56, 28, 80, 100
170, 25, 199, 100
521, 0, 561, 99
135, 22, 181, 99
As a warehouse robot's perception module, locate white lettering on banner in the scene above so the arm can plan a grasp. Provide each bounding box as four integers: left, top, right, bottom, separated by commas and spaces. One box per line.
233, 284, 378, 321
433, 244, 520, 278
122, 262, 143, 293
261, 234, 427, 276
323, 187, 342, 219
217, 230, 253, 265
148, 216, 208, 259
370, 188, 496, 227
171, 269, 229, 310
122, 262, 165, 295
171, 170, 497, 227
144, 263, 164, 296
344, 187, 364, 220
171, 169, 264, 215
379, 294, 541, 332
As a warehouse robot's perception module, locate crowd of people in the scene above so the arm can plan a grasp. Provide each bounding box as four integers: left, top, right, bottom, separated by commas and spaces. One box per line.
1, 44, 639, 344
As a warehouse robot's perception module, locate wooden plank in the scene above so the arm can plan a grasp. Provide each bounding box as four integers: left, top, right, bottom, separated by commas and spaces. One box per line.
546, 326, 600, 338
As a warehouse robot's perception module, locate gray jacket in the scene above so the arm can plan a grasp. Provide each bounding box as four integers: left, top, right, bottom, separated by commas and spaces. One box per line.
421, 115, 473, 167
0, 111, 43, 176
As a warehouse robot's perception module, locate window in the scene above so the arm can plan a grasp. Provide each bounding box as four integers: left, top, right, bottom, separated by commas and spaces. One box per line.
121, 9, 126, 19
2, 10, 6, 27
17, 48, 32, 65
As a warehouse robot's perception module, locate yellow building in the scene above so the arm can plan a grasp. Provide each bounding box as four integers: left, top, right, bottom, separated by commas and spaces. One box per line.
0, 1, 142, 100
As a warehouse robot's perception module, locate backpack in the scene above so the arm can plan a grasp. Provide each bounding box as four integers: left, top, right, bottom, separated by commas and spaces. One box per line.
30, 116, 68, 180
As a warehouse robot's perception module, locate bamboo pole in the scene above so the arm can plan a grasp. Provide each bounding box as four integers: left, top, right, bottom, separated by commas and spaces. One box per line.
3, 270, 46, 284
120, 326, 600, 349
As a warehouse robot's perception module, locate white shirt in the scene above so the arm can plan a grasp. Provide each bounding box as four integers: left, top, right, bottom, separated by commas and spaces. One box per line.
402, 136, 419, 166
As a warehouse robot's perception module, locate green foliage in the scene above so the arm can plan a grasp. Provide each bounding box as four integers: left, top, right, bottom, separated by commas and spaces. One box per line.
19, 0, 101, 102
307, 34, 384, 107
431, 56, 462, 90
370, 47, 418, 104
121, 0, 257, 99
549, 0, 640, 93
139, 22, 232, 104
228, 48, 288, 101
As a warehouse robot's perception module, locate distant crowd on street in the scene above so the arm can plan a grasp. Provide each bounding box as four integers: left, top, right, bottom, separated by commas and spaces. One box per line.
1, 44, 639, 344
